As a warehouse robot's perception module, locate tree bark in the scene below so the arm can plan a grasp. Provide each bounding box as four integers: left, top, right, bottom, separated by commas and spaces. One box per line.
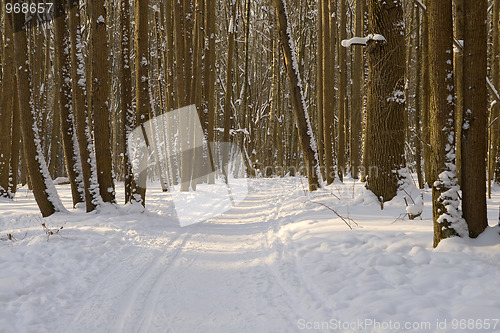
461, 0, 488, 238
272, 0, 321, 191
350, 0, 364, 180
365, 0, 406, 202
91, 0, 116, 203
68, 0, 99, 212
428, 0, 466, 247
0, 11, 14, 198
12, 8, 64, 217
54, 1, 84, 207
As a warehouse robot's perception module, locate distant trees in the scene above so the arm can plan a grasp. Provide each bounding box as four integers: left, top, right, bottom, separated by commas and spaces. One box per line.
0, 0, 498, 241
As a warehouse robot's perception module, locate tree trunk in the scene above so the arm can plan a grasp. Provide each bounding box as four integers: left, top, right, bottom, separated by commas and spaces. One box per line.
12, 9, 64, 217
91, 0, 116, 203
350, 0, 364, 180
322, 0, 336, 185
454, 0, 464, 184
121, 0, 135, 204
272, 0, 321, 191
461, 0, 488, 238
68, 0, 100, 212
338, 0, 347, 179
428, 0, 467, 247
0, 11, 14, 198
316, 0, 325, 181
54, 1, 84, 207
414, 6, 423, 189
365, 0, 406, 203
134, 0, 151, 205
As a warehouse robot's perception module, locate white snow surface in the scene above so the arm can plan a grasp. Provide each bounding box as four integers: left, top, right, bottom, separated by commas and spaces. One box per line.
1, 177, 500, 332
341, 34, 386, 47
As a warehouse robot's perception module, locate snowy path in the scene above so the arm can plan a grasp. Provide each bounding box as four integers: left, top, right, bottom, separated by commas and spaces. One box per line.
1, 178, 500, 333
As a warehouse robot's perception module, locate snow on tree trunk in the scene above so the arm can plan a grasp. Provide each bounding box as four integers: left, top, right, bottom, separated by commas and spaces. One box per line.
12, 12, 65, 217
428, 0, 468, 247
272, 0, 322, 191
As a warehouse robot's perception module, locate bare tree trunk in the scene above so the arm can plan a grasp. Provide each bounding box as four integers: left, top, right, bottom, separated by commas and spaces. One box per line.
54, 1, 84, 207
461, 0, 488, 238
338, 0, 347, 180
134, 0, 151, 205
223, 0, 237, 184
422, 0, 431, 186
365, 0, 406, 203
322, 0, 336, 185
68, 0, 99, 212
316, 0, 325, 181
414, 6, 423, 189
350, 0, 364, 180
454, 0, 464, 184
91, 0, 115, 203
12, 9, 64, 217
428, 0, 467, 247
0, 11, 14, 198
272, 0, 321, 191
120, 0, 135, 204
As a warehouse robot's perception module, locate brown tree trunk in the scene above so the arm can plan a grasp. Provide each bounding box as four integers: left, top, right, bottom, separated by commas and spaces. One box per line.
422, 0, 431, 186
414, 6, 423, 189
54, 1, 84, 207
134, 0, 150, 205
461, 0, 488, 238
120, 0, 135, 204
454, 0, 464, 184
91, 0, 116, 203
272, 0, 321, 191
316, 0, 325, 181
205, 0, 216, 184
428, 0, 466, 247
68, 0, 98, 212
338, 0, 347, 180
0, 11, 14, 198
12, 9, 63, 217
350, 0, 364, 180
365, 0, 406, 202
322, 0, 336, 184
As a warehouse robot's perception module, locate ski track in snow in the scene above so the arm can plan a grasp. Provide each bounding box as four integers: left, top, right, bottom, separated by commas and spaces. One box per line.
1, 178, 500, 333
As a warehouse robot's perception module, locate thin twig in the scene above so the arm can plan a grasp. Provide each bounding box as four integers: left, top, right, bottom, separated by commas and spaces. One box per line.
307, 201, 358, 230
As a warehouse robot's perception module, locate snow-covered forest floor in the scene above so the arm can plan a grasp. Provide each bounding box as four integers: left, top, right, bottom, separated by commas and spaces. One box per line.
1, 177, 500, 333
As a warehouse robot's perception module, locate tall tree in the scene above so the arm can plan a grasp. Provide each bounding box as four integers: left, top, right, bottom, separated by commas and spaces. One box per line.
68, 0, 100, 212
12, 7, 65, 217
461, 0, 488, 237
0, 10, 14, 198
54, 0, 84, 207
338, 0, 347, 179
350, 0, 364, 180
322, 0, 336, 184
91, 0, 115, 203
272, 0, 321, 191
121, 0, 135, 204
134, 0, 150, 205
365, 0, 406, 202
428, 0, 467, 247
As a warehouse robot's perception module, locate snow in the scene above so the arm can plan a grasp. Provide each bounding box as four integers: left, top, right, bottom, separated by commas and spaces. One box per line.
1, 177, 500, 332
341, 34, 386, 47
